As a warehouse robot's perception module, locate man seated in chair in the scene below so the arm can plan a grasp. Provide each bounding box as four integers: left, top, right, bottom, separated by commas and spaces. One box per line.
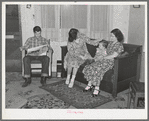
20, 26, 53, 87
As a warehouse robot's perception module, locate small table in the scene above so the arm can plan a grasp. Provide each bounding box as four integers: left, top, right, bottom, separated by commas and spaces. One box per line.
61, 46, 68, 78
127, 81, 145, 109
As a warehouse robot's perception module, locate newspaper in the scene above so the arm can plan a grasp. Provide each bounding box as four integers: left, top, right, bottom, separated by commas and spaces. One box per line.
27, 45, 48, 56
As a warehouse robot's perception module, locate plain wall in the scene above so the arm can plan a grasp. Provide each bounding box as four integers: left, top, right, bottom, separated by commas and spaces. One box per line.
128, 5, 145, 47
128, 5, 145, 82
110, 5, 130, 43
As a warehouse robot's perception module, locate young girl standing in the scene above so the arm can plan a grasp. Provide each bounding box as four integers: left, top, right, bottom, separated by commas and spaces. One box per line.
64, 28, 100, 88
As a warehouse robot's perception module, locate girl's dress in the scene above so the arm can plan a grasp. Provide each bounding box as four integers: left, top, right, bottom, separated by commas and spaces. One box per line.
64, 33, 99, 68
82, 41, 124, 86
94, 48, 107, 61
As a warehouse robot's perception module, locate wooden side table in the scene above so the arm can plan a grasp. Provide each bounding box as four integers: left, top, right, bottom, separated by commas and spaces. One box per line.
61, 46, 68, 78
127, 81, 145, 109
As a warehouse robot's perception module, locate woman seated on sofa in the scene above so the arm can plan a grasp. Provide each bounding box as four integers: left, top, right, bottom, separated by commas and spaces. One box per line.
82, 28, 124, 97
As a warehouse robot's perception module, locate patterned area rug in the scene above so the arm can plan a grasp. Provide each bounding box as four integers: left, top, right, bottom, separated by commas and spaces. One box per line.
40, 80, 112, 109
21, 94, 70, 109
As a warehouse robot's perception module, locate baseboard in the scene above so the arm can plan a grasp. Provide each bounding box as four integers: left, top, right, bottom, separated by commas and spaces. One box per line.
75, 80, 86, 88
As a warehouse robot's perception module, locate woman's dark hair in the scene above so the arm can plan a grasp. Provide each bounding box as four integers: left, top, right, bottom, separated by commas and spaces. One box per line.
68, 28, 79, 42
99, 39, 109, 48
33, 26, 42, 33
111, 28, 124, 42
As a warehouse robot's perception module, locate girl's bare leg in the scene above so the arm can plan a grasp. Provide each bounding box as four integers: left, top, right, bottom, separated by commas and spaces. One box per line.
68, 67, 78, 88
65, 66, 73, 84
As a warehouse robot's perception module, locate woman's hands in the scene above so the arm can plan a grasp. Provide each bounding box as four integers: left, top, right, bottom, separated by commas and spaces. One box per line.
103, 52, 118, 60
80, 55, 85, 60
75, 38, 80, 44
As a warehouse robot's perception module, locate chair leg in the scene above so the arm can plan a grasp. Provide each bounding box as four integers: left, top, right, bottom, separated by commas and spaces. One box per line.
112, 90, 117, 98
127, 90, 131, 108
134, 95, 138, 109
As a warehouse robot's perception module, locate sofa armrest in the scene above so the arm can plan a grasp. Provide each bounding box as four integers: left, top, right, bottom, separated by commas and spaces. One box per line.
112, 53, 141, 97
114, 53, 139, 80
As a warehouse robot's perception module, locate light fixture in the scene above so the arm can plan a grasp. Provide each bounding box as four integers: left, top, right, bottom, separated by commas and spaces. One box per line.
26, 4, 31, 9
133, 5, 140, 8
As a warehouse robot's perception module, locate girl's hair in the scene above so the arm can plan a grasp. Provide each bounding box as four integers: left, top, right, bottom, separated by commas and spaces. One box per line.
68, 28, 79, 42
111, 28, 124, 42
99, 39, 109, 48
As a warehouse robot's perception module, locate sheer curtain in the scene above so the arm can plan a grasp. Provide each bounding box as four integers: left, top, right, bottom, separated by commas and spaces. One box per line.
90, 5, 109, 40
36, 5, 109, 41
60, 5, 88, 41
35, 5, 59, 41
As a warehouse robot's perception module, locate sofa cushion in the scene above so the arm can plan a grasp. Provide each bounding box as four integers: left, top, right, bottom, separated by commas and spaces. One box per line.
118, 51, 129, 57
123, 44, 142, 55
118, 43, 140, 57
102, 69, 114, 82
86, 43, 98, 57
78, 59, 95, 72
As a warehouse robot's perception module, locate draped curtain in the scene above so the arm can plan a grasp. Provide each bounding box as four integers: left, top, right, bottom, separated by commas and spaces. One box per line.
90, 5, 109, 39
37, 5, 109, 41
41, 5, 55, 28
38, 5, 59, 42
60, 5, 88, 41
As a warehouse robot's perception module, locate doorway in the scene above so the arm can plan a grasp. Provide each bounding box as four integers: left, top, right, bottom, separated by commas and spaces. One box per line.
6, 5, 22, 72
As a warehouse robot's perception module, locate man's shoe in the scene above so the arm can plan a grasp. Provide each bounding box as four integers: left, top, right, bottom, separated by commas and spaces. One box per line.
22, 78, 31, 87
40, 76, 47, 86
28, 78, 31, 84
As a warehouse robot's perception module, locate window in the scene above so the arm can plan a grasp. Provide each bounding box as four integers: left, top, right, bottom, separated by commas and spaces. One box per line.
90, 5, 109, 39
60, 5, 87, 29
36, 5, 109, 41
90, 5, 108, 31
41, 5, 55, 28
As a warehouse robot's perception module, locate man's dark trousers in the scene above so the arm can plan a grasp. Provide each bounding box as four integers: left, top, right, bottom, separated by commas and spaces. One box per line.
23, 55, 49, 78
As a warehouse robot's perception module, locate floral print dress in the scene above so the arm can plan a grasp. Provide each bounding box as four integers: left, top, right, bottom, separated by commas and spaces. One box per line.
94, 48, 107, 61
82, 41, 124, 86
64, 33, 99, 68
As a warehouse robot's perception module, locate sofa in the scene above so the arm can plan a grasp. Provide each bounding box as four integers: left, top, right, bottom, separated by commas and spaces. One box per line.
61, 42, 142, 97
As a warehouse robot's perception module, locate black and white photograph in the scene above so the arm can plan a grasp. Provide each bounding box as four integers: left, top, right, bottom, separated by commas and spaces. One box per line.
2, 1, 147, 120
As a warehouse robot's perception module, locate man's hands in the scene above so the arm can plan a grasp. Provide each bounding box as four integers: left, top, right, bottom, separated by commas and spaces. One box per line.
80, 54, 93, 60
20, 46, 26, 51
20, 44, 52, 56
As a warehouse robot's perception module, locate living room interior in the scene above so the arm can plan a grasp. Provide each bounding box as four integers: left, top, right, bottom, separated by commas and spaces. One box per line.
4, 2, 147, 119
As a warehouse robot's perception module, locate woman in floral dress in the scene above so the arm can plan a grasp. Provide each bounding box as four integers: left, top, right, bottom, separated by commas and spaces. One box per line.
64, 28, 99, 88
83, 28, 124, 97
